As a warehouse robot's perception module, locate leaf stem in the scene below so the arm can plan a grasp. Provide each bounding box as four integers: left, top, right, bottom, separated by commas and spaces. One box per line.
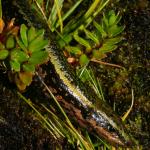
91, 58, 123, 69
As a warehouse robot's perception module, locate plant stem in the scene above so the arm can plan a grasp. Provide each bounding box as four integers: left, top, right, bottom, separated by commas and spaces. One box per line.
91, 58, 123, 69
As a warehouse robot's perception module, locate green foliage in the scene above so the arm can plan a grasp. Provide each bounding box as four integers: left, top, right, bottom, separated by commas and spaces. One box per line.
10, 48, 29, 63
0, 20, 49, 90
0, 38, 12, 59
30, 0, 83, 32
26, 1, 121, 66
60, 10, 124, 66
0, 49, 9, 60
79, 54, 89, 66
77, 66, 105, 102
6, 35, 16, 49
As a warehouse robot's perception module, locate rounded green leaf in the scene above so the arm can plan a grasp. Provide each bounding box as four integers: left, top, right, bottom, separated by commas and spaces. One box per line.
28, 35, 48, 52
10, 48, 29, 63
35, 28, 45, 37
108, 25, 124, 37
65, 46, 82, 55
16, 36, 27, 52
20, 24, 28, 47
79, 54, 89, 66
28, 51, 49, 65
27, 26, 36, 43
23, 63, 35, 72
108, 11, 117, 26
6, 35, 16, 49
0, 49, 9, 60
100, 43, 117, 53
10, 60, 20, 72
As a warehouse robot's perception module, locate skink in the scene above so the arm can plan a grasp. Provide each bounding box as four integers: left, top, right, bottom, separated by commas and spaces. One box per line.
13, 0, 136, 147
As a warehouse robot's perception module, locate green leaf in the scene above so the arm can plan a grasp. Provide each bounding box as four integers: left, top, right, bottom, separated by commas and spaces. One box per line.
104, 37, 123, 45
108, 10, 117, 26
102, 13, 109, 27
10, 60, 20, 72
10, 48, 29, 63
28, 35, 48, 52
16, 37, 28, 52
65, 46, 82, 55
35, 28, 45, 38
83, 0, 101, 20
100, 44, 117, 53
29, 51, 49, 65
108, 25, 124, 37
93, 21, 107, 38
79, 54, 89, 66
30, 1, 43, 18
83, 28, 99, 44
48, 0, 64, 30
74, 30, 91, 49
23, 63, 35, 72
54, 0, 63, 32
20, 24, 28, 47
77, 67, 91, 83
28, 28, 45, 45
27, 26, 36, 43
36, 0, 43, 5
6, 35, 15, 49
55, 0, 83, 29
57, 34, 72, 48
0, 49, 9, 60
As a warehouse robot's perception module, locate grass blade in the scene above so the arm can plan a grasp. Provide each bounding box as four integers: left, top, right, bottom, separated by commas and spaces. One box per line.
54, 0, 63, 32
55, 0, 83, 29
84, 0, 101, 20
122, 89, 134, 121
48, 0, 64, 31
